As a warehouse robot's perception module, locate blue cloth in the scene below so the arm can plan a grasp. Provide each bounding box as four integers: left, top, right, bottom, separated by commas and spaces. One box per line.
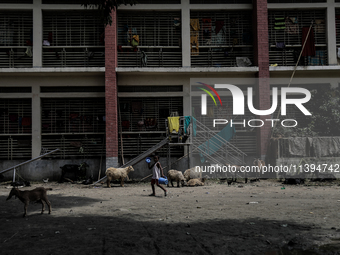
184, 116, 197, 137
184, 116, 190, 134
198, 123, 235, 163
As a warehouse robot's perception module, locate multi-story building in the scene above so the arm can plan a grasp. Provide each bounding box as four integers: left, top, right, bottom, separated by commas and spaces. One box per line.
0, 0, 339, 180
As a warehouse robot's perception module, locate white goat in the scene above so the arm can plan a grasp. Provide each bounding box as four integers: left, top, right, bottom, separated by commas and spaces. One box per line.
105, 166, 134, 187
167, 170, 186, 187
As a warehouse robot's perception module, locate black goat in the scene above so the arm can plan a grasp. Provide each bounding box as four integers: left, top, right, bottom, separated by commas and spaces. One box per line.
59, 162, 89, 183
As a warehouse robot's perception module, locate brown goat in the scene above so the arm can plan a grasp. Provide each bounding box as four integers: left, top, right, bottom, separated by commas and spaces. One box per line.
6, 187, 52, 217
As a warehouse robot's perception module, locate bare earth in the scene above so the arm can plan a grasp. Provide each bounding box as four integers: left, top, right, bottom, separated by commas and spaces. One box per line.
1, 179, 340, 255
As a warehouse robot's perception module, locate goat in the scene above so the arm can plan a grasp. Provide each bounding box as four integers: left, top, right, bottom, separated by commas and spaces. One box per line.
105, 166, 134, 187
167, 170, 186, 187
6, 187, 52, 217
183, 167, 202, 182
59, 162, 89, 183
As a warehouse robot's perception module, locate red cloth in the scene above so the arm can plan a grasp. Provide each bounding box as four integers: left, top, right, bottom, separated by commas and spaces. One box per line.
202, 18, 212, 39
21, 117, 31, 126
301, 27, 315, 57
215, 21, 224, 34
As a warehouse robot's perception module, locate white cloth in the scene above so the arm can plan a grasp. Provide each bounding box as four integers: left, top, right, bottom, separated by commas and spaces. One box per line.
152, 163, 161, 180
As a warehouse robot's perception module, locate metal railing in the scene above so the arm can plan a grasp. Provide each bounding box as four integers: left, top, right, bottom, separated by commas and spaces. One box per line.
118, 47, 182, 68
42, 46, 105, 67
192, 118, 246, 166
165, 116, 247, 166
0, 148, 60, 180
0, 47, 33, 68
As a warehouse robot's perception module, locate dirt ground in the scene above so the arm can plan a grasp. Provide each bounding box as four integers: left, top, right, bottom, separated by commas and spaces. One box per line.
1, 179, 340, 255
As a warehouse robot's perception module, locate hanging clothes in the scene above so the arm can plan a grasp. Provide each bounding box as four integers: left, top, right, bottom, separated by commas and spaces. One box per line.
314, 19, 325, 33
131, 35, 139, 47
215, 20, 224, 34
141, 51, 147, 67
202, 18, 212, 42
174, 17, 181, 28
131, 101, 143, 114
190, 19, 200, 55
285, 17, 299, 35
21, 117, 31, 126
168, 117, 180, 134
184, 116, 191, 135
301, 27, 315, 57
185, 116, 197, 136
276, 42, 285, 49
308, 50, 325, 66
211, 25, 226, 46
274, 17, 285, 30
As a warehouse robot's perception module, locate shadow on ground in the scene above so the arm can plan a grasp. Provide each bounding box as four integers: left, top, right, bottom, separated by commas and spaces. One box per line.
0, 192, 339, 255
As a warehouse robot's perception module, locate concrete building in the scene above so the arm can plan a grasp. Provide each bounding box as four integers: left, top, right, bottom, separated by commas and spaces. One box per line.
0, 0, 339, 180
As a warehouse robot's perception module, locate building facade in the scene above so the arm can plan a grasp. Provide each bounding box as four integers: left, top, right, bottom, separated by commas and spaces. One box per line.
0, 0, 339, 180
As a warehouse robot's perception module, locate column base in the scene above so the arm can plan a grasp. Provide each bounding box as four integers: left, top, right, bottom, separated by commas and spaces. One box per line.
106, 157, 119, 169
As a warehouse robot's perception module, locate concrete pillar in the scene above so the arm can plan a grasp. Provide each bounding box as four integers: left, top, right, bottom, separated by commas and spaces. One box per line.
327, 0, 337, 65
253, 0, 271, 160
105, 10, 119, 168
181, 0, 190, 67
31, 85, 41, 158
33, 0, 42, 68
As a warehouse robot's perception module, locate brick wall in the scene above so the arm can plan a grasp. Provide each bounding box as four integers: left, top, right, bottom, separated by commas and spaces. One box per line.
105, 10, 118, 159
253, 0, 271, 159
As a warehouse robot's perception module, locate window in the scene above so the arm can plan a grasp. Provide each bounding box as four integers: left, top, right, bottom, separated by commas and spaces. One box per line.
268, 10, 327, 66
42, 11, 105, 67
190, 10, 253, 67
117, 11, 182, 67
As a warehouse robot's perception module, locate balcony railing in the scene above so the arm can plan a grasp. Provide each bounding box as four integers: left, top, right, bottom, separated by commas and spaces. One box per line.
269, 47, 327, 66
118, 47, 182, 68
42, 46, 104, 67
0, 47, 33, 68
191, 46, 253, 67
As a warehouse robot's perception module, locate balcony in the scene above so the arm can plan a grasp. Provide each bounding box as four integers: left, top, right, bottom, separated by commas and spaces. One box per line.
268, 9, 327, 66
42, 10, 105, 68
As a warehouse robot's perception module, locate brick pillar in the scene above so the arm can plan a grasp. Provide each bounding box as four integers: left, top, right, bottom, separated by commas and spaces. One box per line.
253, 0, 271, 160
105, 10, 119, 168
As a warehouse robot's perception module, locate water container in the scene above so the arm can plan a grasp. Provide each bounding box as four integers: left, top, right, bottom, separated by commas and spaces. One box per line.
158, 176, 168, 185
145, 157, 151, 163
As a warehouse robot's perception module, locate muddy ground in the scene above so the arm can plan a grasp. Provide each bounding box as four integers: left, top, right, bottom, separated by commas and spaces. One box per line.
1, 179, 340, 255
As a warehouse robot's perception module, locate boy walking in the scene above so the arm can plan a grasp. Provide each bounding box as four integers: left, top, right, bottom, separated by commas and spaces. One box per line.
148, 155, 167, 197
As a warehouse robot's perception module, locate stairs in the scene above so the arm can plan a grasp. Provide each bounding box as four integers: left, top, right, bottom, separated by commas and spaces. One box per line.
191, 119, 247, 178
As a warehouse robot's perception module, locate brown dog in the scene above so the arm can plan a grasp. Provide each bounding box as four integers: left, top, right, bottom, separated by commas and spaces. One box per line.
6, 187, 52, 217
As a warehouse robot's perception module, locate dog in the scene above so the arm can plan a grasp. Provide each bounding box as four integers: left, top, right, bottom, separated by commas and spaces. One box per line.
6, 187, 52, 217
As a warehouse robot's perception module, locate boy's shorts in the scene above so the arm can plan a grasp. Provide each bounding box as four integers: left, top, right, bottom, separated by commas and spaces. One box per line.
151, 179, 159, 185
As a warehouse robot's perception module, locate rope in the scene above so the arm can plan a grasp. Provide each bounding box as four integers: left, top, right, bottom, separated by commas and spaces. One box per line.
271, 21, 314, 137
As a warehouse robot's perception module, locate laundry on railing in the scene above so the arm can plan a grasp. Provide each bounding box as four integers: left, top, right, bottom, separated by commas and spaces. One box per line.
301, 27, 315, 57
184, 116, 197, 136
167, 116, 180, 134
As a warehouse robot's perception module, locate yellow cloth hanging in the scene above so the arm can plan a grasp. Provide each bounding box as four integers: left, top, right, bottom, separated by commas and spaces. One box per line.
190, 19, 200, 31
168, 117, 180, 133
190, 19, 200, 55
